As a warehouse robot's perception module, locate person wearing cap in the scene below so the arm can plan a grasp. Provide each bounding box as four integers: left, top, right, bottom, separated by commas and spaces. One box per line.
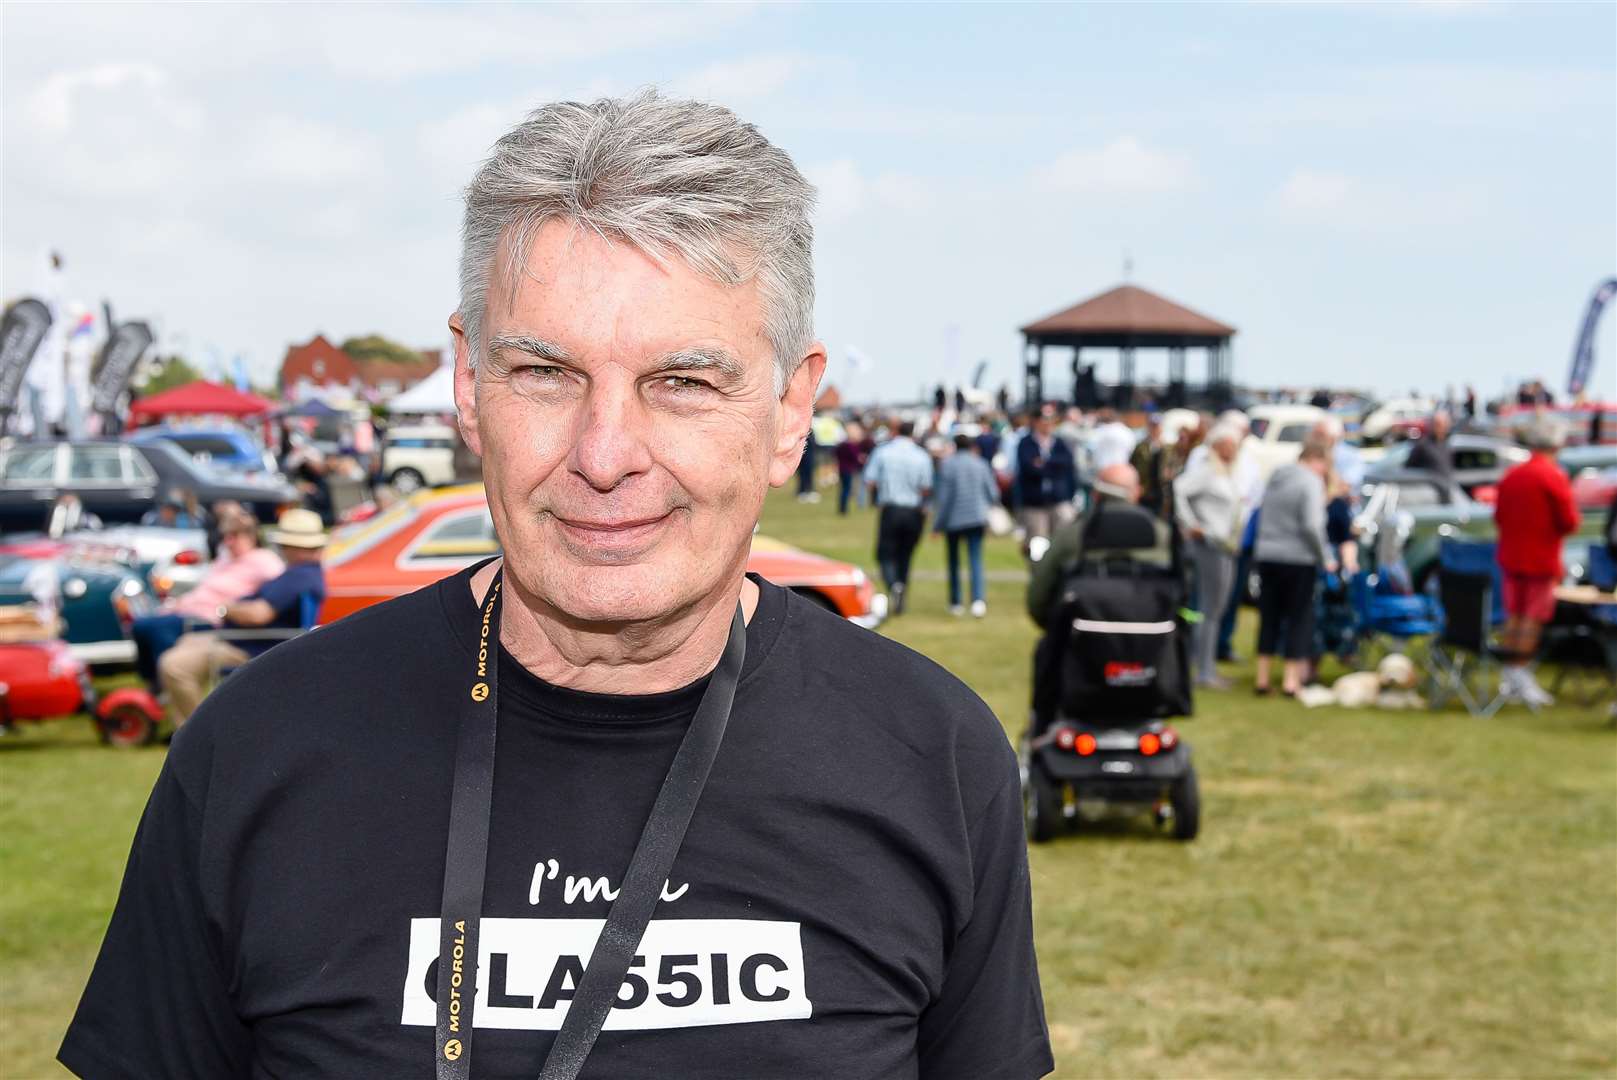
155, 508, 327, 727
140, 489, 201, 528
1494, 416, 1581, 706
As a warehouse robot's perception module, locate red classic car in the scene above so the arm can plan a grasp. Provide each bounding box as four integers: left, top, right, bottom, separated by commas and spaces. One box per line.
319, 485, 885, 627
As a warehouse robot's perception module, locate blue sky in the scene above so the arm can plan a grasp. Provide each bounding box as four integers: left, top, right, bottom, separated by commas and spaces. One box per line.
3, 2, 1613, 403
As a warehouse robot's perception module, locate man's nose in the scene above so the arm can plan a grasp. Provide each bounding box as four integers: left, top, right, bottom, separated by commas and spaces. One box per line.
566, 381, 654, 492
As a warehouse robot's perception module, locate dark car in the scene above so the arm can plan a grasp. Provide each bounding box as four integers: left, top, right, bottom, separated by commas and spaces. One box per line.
0, 440, 300, 533
1365, 433, 1528, 493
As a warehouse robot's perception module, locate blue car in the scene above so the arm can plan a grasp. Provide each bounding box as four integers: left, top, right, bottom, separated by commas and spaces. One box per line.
0, 553, 156, 667
130, 425, 280, 477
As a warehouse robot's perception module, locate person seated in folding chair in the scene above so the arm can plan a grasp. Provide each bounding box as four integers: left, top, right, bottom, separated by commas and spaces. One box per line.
1494, 416, 1581, 707
158, 509, 327, 729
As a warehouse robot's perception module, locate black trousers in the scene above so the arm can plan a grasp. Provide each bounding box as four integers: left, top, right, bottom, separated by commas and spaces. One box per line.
876, 505, 925, 589
1256, 560, 1317, 660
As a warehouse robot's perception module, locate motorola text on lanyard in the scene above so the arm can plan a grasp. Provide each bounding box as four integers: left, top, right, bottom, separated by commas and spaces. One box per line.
434, 565, 747, 1080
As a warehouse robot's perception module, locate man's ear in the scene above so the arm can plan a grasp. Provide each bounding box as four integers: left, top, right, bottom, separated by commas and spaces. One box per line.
767, 344, 828, 489
449, 312, 482, 459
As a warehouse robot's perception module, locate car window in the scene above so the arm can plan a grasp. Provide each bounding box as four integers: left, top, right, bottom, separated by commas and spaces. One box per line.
68, 446, 126, 483
1249, 418, 1270, 439
1452, 448, 1495, 471
1277, 423, 1311, 444
401, 507, 499, 566
1, 446, 59, 485
176, 436, 242, 458
122, 447, 157, 485
388, 437, 455, 450
1394, 482, 1443, 508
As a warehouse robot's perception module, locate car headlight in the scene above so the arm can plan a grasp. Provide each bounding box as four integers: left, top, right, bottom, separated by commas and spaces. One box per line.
118, 579, 145, 598
62, 577, 88, 599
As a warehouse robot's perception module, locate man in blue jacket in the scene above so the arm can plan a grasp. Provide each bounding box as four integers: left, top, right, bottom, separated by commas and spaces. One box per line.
1015, 405, 1077, 557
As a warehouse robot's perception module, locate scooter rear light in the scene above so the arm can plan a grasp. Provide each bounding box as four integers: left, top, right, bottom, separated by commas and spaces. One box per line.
1074, 733, 1097, 756
174, 550, 202, 565
1138, 732, 1161, 756
1055, 728, 1076, 751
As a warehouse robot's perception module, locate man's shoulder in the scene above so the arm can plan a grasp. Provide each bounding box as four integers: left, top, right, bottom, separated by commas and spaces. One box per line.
773, 590, 1012, 762
182, 579, 456, 733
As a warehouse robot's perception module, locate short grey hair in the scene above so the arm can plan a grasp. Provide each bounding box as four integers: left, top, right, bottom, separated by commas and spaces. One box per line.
1521, 414, 1566, 450
457, 89, 816, 394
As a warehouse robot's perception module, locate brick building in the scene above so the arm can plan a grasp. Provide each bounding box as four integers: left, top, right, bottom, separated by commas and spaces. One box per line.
280, 336, 440, 401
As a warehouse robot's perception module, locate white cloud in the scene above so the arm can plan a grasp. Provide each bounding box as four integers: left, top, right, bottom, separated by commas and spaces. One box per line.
1276, 169, 1355, 213
669, 53, 815, 103
1272, 167, 1488, 229
1031, 137, 1198, 195
804, 160, 939, 222
240, 115, 384, 186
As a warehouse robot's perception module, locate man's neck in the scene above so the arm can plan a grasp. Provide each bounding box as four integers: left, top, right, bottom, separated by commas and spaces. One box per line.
471, 560, 757, 695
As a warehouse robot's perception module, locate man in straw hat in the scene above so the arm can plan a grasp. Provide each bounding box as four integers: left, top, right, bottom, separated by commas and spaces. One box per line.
65, 93, 1051, 1079
153, 507, 327, 728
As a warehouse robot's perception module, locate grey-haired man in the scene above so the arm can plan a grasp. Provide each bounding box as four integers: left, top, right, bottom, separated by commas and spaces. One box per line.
64, 92, 1053, 1079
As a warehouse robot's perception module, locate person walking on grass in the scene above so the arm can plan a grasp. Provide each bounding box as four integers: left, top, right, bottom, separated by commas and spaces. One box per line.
865, 419, 934, 614
933, 433, 999, 617
1252, 439, 1338, 697
1173, 423, 1243, 689
834, 419, 872, 514
1494, 416, 1580, 706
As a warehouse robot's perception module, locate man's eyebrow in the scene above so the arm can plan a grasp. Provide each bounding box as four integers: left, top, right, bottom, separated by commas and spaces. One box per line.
485, 334, 575, 365
648, 347, 747, 383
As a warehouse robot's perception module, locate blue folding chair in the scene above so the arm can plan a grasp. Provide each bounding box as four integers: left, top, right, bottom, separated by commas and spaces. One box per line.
1427, 540, 1509, 716
1545, 543, 1617, 708
213, 590, 323, 681
1350, 566, 1440, 671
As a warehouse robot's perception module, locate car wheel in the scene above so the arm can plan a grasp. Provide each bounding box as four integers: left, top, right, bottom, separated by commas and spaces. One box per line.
95, 702, 158, 748
1169, 766, 1201, 841
390, 467, 426, 493
1023, 763, 1062, 844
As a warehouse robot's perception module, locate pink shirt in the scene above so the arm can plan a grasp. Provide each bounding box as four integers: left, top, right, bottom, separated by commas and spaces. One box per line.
171, 548, 286, 621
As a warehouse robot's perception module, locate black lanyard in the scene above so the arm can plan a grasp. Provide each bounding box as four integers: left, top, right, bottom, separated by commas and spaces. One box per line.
435, 567, 747, 1080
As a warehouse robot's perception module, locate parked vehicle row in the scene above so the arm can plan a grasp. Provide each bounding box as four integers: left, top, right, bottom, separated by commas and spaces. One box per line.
0, 439, 300, 534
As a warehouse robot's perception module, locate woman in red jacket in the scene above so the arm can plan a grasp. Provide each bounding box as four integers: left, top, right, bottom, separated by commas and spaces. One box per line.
1494, 416, 1581, 706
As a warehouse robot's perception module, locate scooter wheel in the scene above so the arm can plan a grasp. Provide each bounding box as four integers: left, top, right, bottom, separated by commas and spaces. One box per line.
1023, 765, 1063, 844
1169, 767, 1201, 841
95, 702, 158, 748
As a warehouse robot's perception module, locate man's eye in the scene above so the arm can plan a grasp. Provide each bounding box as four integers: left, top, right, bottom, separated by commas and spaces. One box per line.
513, 365, 565, 382
660, 375, 711, 393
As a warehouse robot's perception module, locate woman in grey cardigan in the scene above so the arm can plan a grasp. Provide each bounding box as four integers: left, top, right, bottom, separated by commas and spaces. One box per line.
932, 434, 1000, 616
1174, 424, 1244, 689
1253, 440, 1338, 696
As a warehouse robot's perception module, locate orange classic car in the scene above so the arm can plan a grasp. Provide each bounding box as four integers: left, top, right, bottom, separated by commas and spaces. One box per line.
319, 485, 886, 627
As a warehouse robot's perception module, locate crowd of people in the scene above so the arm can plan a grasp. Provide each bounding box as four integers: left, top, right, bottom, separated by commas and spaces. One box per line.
811, 392, 1612, 709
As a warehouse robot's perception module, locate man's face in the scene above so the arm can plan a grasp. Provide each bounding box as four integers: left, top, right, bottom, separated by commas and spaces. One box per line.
1432, 413, 1452, 439
453, 221, 825, 625
1035, 414, 1056, 437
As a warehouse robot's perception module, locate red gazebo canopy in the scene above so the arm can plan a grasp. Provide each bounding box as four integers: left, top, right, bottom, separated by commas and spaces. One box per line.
129, 381, 273, 423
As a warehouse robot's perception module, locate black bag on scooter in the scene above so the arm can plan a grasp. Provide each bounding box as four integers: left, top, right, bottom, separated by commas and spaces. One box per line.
1045, 502, 1192, 722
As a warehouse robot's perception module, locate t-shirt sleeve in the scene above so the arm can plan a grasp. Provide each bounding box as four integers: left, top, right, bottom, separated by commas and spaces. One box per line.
917, 778, 1054, 1080
59, 757, 252, 1078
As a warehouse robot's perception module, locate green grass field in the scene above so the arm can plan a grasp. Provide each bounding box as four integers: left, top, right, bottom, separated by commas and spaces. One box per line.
2, 485, 1614, 1078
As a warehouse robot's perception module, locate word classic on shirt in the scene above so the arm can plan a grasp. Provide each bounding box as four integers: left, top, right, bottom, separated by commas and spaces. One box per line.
401, 860, 812, 1031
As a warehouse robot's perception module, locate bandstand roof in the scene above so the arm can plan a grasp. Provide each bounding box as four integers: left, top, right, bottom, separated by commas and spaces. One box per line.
1021, 284, 1236, 346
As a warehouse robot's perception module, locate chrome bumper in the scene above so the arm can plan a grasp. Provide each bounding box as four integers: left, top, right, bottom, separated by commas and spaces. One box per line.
849, 592, 890, 630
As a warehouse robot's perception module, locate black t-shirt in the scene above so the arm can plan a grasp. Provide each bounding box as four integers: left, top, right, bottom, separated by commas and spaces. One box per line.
62, 567, 1053, 1079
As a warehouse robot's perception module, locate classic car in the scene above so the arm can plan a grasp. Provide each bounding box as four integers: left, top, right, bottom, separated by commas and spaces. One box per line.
0, 439, 300, 534
0, 553, 156, 666
1244, 403, 1326, 480
129, 424, 282, 477
320, 485, 886, 627
1364, 433, 1529, 493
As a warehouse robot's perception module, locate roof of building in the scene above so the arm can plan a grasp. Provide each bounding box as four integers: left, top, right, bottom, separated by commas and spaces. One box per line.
1021, 284, 1236, 342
